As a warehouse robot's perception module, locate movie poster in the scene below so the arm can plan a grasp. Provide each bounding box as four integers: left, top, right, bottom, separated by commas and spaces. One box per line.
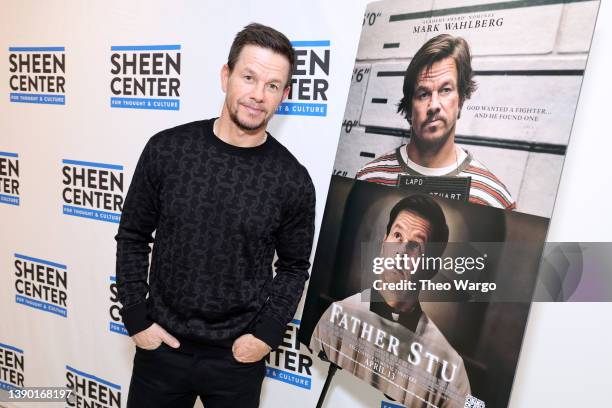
298, 1, 599, 407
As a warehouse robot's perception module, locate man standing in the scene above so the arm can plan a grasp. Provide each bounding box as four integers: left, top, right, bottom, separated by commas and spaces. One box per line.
115, 23, 315, 408
356, 34, 515, 210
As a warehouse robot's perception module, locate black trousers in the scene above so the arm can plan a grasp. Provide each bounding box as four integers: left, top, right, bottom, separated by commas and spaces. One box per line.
127, 343, 266, 408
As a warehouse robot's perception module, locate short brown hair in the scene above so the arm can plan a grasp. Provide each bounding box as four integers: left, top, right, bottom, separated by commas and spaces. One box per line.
397, 34, 477, 122
227, 23, 295, 87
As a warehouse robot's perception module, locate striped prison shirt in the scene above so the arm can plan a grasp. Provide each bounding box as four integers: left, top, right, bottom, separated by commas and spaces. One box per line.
355, 145, 516, 210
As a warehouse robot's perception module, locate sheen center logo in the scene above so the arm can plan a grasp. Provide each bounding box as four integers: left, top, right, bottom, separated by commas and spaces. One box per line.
265, 319, 313, 390
14, 253, 68, 318
0, 342, 25, 391
62, 159, 124, 223
0, 151, 20, 206
276, 41, 329, 117
9, 46, 66, 105
66, 366, 122, 408
110, 44, 181, 110
109, 276, 128, 335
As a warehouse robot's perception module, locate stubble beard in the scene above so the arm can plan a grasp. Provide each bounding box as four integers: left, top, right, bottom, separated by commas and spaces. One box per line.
228, 102, 268, 132
411, 121, 454, 155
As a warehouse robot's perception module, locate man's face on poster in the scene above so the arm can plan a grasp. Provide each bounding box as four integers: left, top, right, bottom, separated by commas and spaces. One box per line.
380, 210, 432, 306
410, 57, 461, 150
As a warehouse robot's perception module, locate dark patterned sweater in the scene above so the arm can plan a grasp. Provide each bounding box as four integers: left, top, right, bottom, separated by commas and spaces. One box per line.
115, 118, 315, 350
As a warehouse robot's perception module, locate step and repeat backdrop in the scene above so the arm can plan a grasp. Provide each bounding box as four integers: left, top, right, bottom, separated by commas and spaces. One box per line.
0, 1, 603, 408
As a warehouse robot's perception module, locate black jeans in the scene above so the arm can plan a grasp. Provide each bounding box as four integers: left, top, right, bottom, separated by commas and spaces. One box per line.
127, 343, 266, 408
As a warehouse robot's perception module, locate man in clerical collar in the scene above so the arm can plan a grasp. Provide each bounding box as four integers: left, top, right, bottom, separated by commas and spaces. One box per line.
368, 288, 423, 333
311, 195, 471, 408
371, 193, 450, 323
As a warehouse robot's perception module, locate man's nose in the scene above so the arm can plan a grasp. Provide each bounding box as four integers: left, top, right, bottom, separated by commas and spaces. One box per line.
250, 83, 265, 102
427, 91, 441, 115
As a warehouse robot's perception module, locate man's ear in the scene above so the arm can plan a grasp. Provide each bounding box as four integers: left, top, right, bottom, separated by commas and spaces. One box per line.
221, 64, 229, 93
282, 84, 290, 101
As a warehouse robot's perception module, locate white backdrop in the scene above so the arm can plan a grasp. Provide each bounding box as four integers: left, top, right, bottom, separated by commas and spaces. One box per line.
1, 1, 611, 408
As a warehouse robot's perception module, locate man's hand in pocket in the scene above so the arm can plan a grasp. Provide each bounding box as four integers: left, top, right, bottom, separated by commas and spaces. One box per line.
132, 323, 181, 350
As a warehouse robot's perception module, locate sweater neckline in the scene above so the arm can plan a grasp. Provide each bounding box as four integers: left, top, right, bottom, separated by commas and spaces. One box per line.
203, 117, 273, 156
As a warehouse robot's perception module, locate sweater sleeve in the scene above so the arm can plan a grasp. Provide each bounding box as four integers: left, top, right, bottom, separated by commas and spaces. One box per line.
114, 136, 161, 336
251, 167, 316, 350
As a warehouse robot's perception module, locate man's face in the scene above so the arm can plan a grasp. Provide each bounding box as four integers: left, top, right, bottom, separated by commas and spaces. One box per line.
379, 210, 432, 306
410, 57, 461, 150
221, 45, 290, 133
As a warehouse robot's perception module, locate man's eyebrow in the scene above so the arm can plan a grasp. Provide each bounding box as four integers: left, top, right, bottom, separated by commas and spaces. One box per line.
414, 84, 431, 92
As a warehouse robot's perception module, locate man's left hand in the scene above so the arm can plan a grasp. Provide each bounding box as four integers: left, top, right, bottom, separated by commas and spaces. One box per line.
232, 334, 271, 363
